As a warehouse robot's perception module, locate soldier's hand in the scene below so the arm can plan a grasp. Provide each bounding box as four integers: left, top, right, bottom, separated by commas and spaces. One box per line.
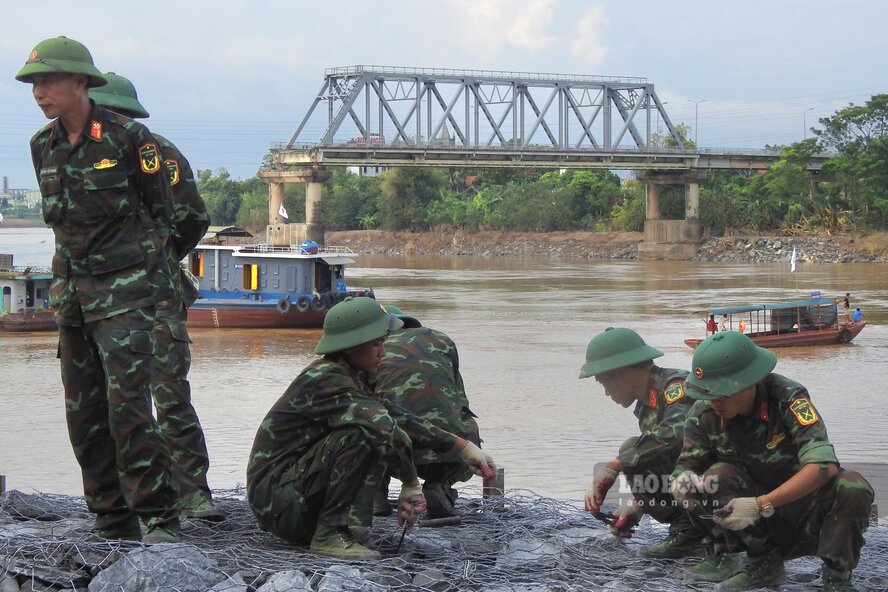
610, 500, 643, 539
712, 497, 760, 530
397, 482, 426, 532
585, 465, 619, 514
669, 470, 705, 504
458, 441, 496, 479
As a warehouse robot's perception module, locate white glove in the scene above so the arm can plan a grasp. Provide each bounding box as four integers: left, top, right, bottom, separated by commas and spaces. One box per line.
610, 499, 643, 539
584, 466, 619, 514
397, 482, 426, 531
712, 497, 761, 531
459, 441, 495, 478
669, 470, 704, 503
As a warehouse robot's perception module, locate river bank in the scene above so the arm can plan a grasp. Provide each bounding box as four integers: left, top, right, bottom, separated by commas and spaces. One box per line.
327, 229, 888, 264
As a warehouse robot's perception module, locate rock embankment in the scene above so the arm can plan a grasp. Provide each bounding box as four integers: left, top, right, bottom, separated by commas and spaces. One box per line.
326, 230, 888, 264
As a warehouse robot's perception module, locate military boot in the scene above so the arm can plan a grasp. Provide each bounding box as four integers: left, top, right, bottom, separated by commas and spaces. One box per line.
639, 528, 705, 558
714, 549, 785, 592
686, 548, 742, 582
309, 525, 381, 560
822, 566, 858, 592
90, 513, 142, 541
423, 481, 458, 519
181, 494, 226, 522
142, 517, 182, 544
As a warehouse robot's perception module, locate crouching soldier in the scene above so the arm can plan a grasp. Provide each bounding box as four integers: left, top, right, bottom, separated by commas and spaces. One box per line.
672, 332, 873, 591
580, 328, 702, 557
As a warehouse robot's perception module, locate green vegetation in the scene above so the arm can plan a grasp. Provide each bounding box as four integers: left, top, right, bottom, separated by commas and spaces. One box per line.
186, 94, 887, 235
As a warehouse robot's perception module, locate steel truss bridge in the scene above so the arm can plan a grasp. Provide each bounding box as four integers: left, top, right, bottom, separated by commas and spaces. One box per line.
275, 66, 828, 172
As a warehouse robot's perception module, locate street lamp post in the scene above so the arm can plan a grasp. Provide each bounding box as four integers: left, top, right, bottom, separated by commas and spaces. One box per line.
687, 98, 707, 146
803, 107, 815, 139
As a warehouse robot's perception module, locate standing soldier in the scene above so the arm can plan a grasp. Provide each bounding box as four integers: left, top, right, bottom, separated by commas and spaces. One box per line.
672, 332, 873, 591
580, 328, 704, 558
15, 37, 181, 543
373, 304, 484, 518
89, 73, 222, 521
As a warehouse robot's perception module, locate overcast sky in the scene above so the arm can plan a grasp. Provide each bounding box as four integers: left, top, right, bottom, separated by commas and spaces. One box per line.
1, 0, 886, 190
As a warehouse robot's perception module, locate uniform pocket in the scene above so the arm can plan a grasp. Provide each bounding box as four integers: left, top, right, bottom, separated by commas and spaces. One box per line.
168, 319, 192, 344
129, 329, 155, 355
87, 242, 145, 275
76, 170, 132, 221
39, 177, 63, 225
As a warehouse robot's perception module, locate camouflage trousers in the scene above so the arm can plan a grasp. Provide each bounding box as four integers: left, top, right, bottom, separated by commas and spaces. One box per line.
58, 308, 179, 529
152, 313, 212, 505
691, 462, 874, 572
619, 436, 694, 532
252, 427, 387, 545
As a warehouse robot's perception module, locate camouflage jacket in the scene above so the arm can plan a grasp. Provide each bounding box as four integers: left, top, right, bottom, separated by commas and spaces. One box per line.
247, 357, 457, 509
31, 101, 174, 325
154, 134, 209, 315
673, 373, 839, 491
618, 366, 692, 471
373, 327, 481, 464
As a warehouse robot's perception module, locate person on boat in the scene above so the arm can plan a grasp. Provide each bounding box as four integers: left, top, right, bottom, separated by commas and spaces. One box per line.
16, 37, 182, 543
842, 293, 851, 322
738, 318, 747, 333
670, 331, 873, 591
372, 304, 484, 519
89, 73, 220, 521
852, 308, 864, 323
580, 327, 704, 558
246, 297, 495, 559
719, 314, 729, 332
706, 314, 718, 334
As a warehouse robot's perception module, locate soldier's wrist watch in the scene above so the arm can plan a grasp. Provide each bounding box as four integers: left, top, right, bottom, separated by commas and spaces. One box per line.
758, 497, 775, 518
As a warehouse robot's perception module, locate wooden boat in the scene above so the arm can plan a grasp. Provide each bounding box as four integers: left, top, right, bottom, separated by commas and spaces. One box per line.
0, 255, 56, 332
685, 297, 866, 349
186, 239, 372, 329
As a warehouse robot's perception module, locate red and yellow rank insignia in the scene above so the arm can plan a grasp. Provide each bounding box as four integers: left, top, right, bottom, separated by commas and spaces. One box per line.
93, 158, 118, 170
90, 120, 102, 140
664, 382, 685, 404
789, 397, 819, 426
164, 159, 180, 185
139, 143, 161, 174
647, 389, 657, 408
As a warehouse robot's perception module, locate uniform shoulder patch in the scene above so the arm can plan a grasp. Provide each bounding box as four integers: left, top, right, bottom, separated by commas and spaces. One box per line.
164, 159, 180, 185
139, 143, 161, 174
664, 382, 685, 404
789, 397, 819, 426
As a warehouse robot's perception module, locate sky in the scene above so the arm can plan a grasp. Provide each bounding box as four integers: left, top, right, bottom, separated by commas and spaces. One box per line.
1, 0, 886, 190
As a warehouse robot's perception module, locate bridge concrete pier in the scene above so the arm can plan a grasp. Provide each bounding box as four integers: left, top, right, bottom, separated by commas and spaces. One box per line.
638, 173, 702, 260
258, 167, 330, 246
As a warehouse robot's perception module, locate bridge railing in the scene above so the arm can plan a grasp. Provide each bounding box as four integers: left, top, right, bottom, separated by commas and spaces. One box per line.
324, 65, 647, 85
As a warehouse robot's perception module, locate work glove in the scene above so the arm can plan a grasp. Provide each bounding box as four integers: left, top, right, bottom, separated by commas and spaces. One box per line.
712, 497, 760, 531
610, 499, 643, 539
397, 482, 427, 532
459, 441, 496, 479
669, 470, 704, 504
584, 465, 619, 514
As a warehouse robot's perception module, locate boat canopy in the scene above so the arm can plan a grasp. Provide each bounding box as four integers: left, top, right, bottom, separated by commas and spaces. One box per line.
694, 298, 837, 316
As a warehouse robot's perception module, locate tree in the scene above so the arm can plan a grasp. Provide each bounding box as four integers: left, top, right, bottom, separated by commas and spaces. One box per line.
197, 168, 242, 226
377, 168, 446, 230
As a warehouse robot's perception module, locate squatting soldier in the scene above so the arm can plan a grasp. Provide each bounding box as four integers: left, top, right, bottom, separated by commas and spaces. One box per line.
671, 332, 873, 591
580, 327, 701, 556
246, 297, 495, 560
373, 304, 483, 518
16, 37, 182, 543
89, 73, 221, 521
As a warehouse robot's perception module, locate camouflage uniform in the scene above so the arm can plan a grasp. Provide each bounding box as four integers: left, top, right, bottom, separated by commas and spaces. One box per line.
619, 367, 691, 525
150, 133, 213, 507
673, 373, 874, 573
31, 101, 180, 529
373, 327, 481, 489
247, 357, 457, 544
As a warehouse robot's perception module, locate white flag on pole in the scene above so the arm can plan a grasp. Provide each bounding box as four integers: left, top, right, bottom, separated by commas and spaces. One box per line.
278, 203, 289, 219
790, 246, 797, 273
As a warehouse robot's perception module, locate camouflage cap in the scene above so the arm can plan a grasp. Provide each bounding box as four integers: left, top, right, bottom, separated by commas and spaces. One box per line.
15, 36, 107, 88
579, 327, 663, 379
89, 72, 149, 118
315, 296, 403, 354
684, 332, 777, 400
382, 304, 422, 328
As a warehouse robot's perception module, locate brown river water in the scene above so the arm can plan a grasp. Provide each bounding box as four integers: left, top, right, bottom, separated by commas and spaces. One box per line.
1, 227, 886, 502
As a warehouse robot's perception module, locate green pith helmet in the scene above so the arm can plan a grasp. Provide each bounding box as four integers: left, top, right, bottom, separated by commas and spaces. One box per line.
89, 72, 149, 118
382, 304, 422, 329
315, 296, 403, 355
579, 327, 663, 379
15, 36, 107, 88
684, 332, 777, 400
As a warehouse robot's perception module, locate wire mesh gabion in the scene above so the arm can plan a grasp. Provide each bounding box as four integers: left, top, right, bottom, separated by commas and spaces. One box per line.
1, 487, 886, 591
